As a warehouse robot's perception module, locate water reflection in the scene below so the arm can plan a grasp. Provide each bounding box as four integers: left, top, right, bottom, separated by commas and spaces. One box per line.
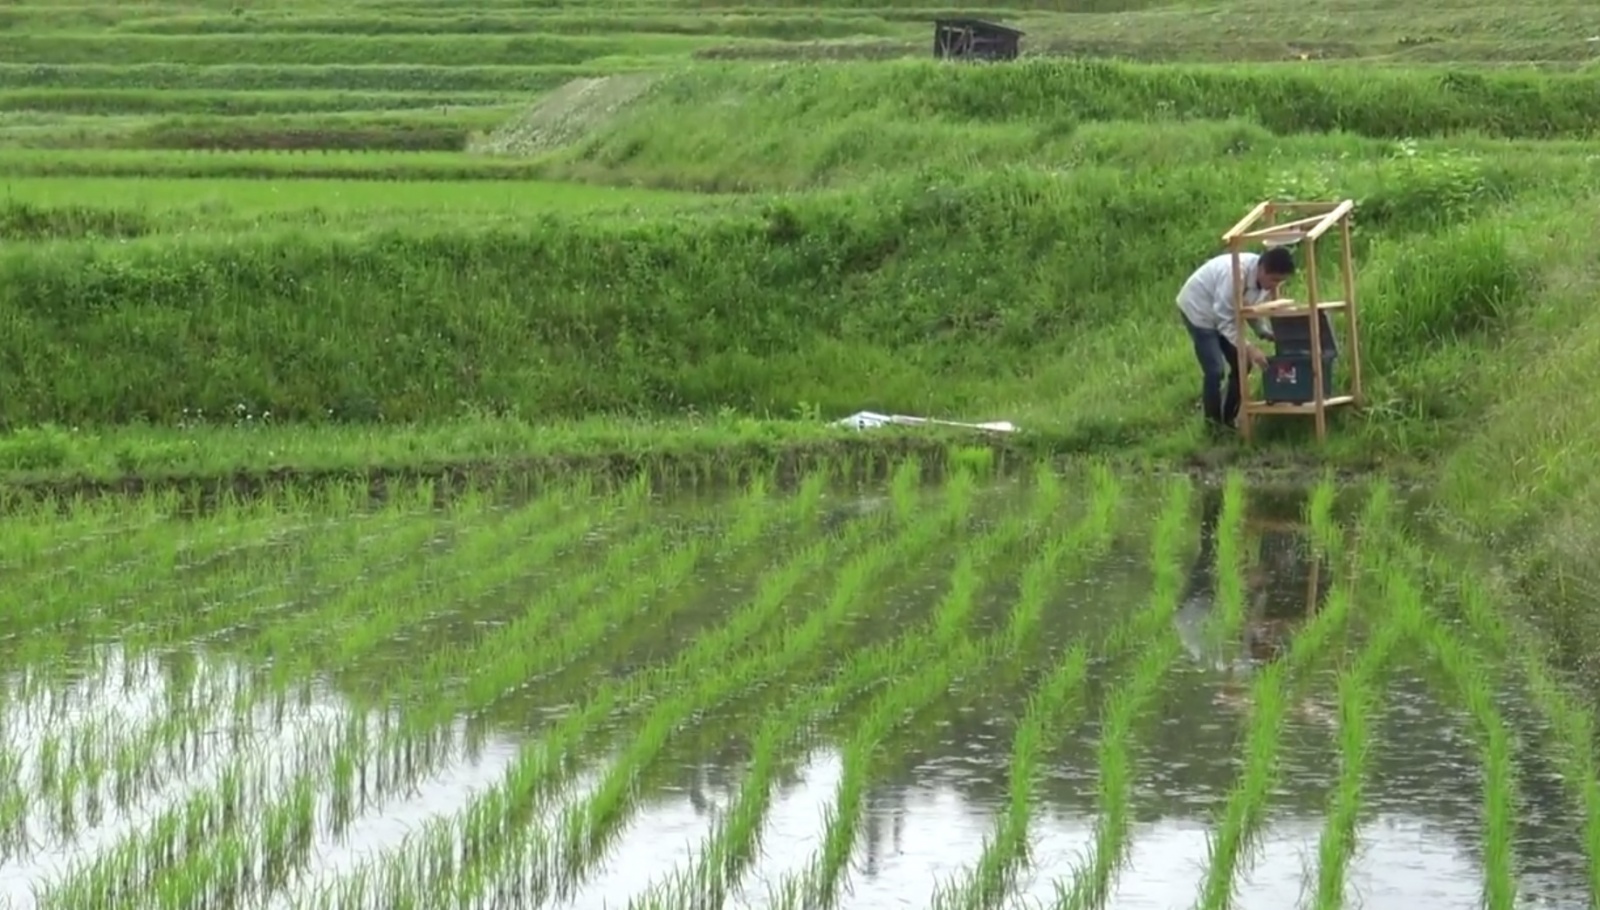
4, 477, 1594, 910
627, 666, 1591, 910
0, 647, 526, 910
1175, 484, 1333, 675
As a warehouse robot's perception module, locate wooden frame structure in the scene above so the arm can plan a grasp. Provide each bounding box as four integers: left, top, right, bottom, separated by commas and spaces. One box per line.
1221, 199, 1365, 444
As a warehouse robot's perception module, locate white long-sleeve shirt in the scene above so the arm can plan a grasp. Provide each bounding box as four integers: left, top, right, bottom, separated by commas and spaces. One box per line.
1176, 252, 1275, 346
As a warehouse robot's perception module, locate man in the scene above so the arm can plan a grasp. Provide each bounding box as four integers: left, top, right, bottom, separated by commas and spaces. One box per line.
1176, 245, 1296, 431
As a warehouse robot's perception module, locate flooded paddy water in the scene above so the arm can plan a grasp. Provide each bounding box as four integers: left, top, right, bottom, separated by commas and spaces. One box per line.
0, 458, 1594, 910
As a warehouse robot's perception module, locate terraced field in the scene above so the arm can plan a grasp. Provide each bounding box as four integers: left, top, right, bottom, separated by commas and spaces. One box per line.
0, 0, 1596, 162
7, 0, 1600, 906
1, 458, 1595, 909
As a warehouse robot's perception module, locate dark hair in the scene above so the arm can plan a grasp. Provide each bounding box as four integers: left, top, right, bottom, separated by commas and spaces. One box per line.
1260, 245, 1296, 276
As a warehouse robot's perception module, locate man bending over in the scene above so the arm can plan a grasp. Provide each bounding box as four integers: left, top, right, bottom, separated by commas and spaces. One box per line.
1176, 245, 1296, 432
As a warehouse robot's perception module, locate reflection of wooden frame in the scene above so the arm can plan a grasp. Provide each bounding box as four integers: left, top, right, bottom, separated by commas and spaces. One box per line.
1220, 199, 1367, 444
1303, 557, 1323, 616
1244, 517, 1327, 619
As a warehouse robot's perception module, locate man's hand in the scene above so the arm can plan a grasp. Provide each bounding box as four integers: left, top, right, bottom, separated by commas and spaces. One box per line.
1245, 344, 1269, 371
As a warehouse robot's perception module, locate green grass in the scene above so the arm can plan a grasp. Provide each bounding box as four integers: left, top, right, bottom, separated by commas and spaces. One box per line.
0, 176, 718, 220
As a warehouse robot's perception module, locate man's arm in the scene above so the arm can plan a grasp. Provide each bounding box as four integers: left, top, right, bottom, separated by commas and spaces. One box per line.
1208, 272, 1267, 366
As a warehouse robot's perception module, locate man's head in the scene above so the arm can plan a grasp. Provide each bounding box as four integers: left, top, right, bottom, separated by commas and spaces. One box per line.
1256, 245, 1296, 294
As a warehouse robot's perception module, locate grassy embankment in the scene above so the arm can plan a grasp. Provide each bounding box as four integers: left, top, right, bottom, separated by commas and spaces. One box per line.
6, 59, 1600, 472
4, 0, 1600, 661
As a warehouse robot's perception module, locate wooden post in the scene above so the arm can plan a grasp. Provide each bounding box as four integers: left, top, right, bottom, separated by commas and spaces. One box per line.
1305, 552, 1322, 616
1339, 212, 1364, 407
1304, 230, 1327, 443
1230, 237, 1253, 442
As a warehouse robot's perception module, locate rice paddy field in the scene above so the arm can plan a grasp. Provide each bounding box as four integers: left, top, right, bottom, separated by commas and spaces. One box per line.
2, 457, 1595, 910
10, 0, 1600, 907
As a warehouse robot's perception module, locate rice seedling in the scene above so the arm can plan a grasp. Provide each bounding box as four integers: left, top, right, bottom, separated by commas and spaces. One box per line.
283, 460, 966, 908
1206, 471, 1251, 653
1376, 505, 1600, 900
1389, 563, 1520, 908
763, 489, 1050, 910
1295, 479, 1407, 910
1045, 474, 1190, 910
1419, 555, 1600, 900
0, 437, 1575, 910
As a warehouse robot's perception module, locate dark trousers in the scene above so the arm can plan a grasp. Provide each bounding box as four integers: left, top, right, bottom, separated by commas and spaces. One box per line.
1182, 314, 1241, 427
1182, 487, 1224, 604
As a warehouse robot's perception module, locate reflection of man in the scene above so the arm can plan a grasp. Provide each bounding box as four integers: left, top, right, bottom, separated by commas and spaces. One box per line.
1173, 486, 1256, 675
1249, 522, 1332, 660
1173, 488, 1325, 673
1172, 489, 1337, 724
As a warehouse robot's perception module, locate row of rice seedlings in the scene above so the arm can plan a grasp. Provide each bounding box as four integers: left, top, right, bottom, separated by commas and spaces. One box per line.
1508, 628, 1600, 899
0, 478, 413, 574
1190, 662, 1292, 908
928, 463, 1125, 910
247, 474, 633, 677
6, 476, 457, 601
34, 684, 360, 910
1, 477, 526, 672
0, 487, 188, 567
139, 705, 486, 910
0, 747, 23, 858
1441, 567, 1600, 897
13, 694, 158, 847
1206, 472, 1252, 653
1365, 506, 1520, 910
0, 478, 455, 647
309, 479, 785, 853
747, 482, 1058, 910
1381, 505, 1600, 899
1303, 470, 1345, 566
472, 464, 993, 908
593, 466, 1068, 910
1, 485, 247, 579
1050, 474, 1193, 910
292, 459, 962, 909
113, 760, 321, 910
38, 655, 330, 829
1310, 517, 1411, 910
0, 646, 257, 852
1193, 523, 1372, 910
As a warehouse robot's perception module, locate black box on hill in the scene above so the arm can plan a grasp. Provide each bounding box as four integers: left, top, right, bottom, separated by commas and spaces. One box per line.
1263, 311, 1338, 404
